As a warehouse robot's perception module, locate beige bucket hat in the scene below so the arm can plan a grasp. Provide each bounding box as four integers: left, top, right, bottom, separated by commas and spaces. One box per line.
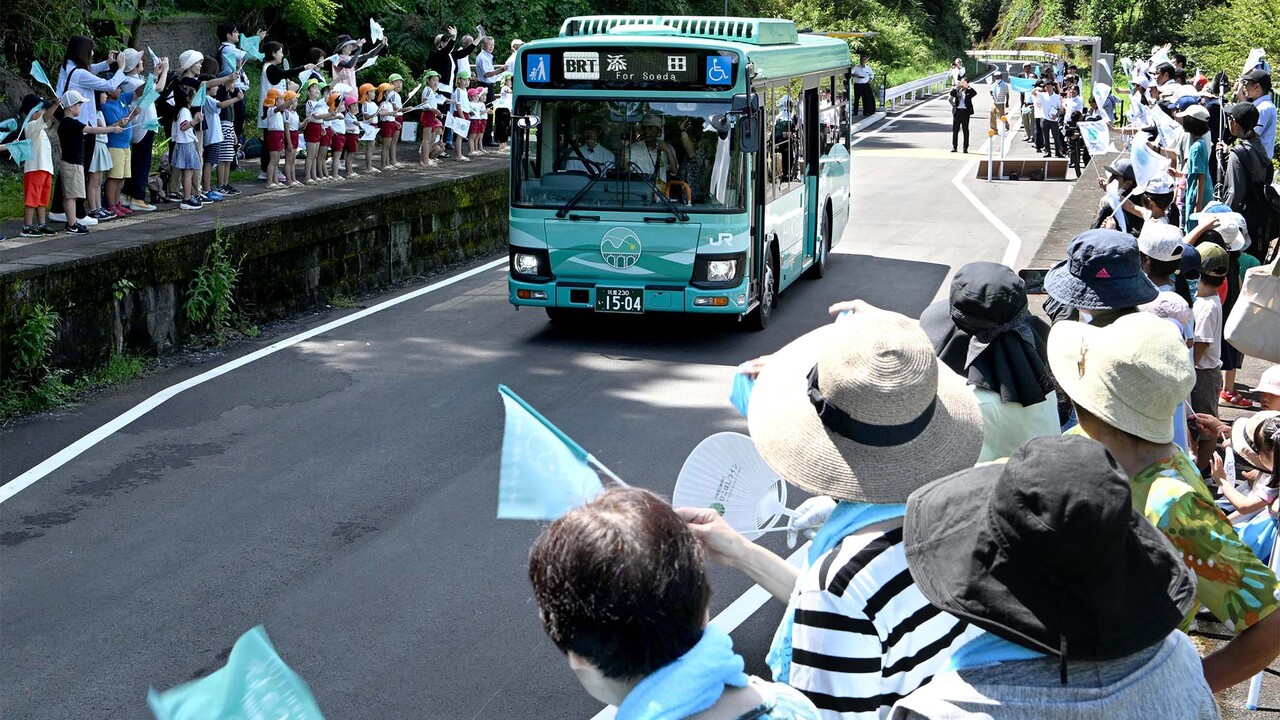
1233, 411, 1279, 473
1047, 312, 1194, 444
747, 308, 983, 504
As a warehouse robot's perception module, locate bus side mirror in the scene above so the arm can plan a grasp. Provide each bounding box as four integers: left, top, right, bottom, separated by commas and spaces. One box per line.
513, 114, 541, 130
730, 93, 758, 114
738, 116, 760, 153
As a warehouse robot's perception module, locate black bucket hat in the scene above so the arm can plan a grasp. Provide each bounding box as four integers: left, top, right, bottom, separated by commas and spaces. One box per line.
904, 435, 1195, 664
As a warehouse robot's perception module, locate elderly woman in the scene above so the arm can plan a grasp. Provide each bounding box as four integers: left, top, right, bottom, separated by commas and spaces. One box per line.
529, 487, 820, 720
919, 262, 1060, 460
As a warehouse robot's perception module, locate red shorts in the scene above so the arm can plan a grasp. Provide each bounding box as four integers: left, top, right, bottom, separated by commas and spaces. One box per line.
469, 119, 487, 136
264, 130, 285, 153
422, 112, 442, 129
289, 130, 300, 148
305, 123, 324, 144
379, 121, 398, 138
329, 131, 346, 151
344, 133, 359, 153
24, 169, 53, 208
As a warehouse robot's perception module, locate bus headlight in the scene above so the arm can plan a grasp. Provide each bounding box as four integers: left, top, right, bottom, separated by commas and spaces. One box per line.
706, 259, 737, 282
514, 253, 541, 275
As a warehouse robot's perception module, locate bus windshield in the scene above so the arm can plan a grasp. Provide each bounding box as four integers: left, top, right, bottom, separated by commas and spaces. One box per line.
512, 98, 747, 213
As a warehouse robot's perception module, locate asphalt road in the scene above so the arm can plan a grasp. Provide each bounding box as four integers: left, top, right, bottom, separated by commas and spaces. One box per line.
1, 86, 1068, 718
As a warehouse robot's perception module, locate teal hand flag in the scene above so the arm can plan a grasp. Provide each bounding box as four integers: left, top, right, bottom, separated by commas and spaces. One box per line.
30, 60, 54, 92
729, 369, 754, 418
148, 47, 160, 66
144, 118, 160, 132
0, 118, 16, 134
3, 140, 33, 165
240, 35, 265, 62
191, 82, 207, 109
497, 385, 606, 520
1010, 77, 1036, 94
147, 626, 324, 720
136, 74, 160, 112
1130, 138, 1170, 189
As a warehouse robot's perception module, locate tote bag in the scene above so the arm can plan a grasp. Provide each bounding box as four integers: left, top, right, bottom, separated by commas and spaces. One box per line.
1225, 258, 1280, 363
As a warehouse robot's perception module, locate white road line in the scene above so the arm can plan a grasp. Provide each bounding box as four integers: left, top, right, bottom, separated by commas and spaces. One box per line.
588, 542, 811, 720
0, 257, 509, 504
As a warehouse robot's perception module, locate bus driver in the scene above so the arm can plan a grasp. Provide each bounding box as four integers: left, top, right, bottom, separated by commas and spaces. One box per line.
625, 114, 678, 181
564, 125, 614, 175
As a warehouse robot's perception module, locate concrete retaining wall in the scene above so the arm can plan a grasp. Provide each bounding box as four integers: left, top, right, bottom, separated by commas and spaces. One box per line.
1, 170, 509, 379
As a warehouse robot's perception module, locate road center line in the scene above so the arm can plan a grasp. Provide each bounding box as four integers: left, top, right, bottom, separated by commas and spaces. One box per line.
0, 257, 509, 504
589, 542, 810, 720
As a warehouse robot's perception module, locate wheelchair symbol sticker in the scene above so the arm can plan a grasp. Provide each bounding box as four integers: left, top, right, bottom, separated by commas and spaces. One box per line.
705, 56, 732, 86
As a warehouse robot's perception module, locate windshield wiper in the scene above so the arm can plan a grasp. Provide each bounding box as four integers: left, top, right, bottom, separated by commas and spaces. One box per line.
555, 161, 615, 219
627, 162, 689, 222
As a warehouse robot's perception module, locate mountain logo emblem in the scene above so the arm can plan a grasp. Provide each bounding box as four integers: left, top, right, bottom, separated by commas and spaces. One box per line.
600, 228, 642, 269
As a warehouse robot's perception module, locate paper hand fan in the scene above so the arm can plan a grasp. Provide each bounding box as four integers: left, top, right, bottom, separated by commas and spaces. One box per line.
674, 432, 792, 541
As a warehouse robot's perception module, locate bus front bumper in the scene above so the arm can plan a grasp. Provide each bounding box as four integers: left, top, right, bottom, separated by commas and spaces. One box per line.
509, 278, 751, 315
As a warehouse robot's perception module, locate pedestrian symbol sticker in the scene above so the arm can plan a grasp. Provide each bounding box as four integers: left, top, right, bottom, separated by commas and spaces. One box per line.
706, 56, 732, 86
526, 54, 550, 83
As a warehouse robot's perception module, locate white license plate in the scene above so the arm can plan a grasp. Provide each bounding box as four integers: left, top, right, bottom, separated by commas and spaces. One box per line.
595, 287, 644, 314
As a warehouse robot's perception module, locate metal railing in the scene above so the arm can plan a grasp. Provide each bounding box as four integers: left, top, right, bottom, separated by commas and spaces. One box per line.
880, 70, 953, 111
966, 49, 1062, 63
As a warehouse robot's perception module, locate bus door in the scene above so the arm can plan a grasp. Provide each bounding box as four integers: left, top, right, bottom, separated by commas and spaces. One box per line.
802, 85, 821, 267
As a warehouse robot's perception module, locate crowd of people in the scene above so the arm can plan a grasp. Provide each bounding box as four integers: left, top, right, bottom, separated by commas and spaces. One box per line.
526, 44, 1280, 720
5, 23, 525, 237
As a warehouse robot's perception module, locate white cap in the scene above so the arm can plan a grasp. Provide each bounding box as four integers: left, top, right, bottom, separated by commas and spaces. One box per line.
1198, 211, 1251, 252
1175, 104, 1209, 121
1139, 175, 1175, 195
178, 49, 204, 72
1253, 365, 1280, 396
119, 48, 143, 73
1138, 222, 1184, 261
62, 90, 87, 106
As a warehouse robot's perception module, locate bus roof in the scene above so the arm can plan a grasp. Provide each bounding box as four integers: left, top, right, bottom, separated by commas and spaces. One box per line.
526, 16, 852, 81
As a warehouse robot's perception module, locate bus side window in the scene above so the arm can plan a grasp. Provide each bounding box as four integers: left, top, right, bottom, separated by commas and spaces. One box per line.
764, 86, 777, 201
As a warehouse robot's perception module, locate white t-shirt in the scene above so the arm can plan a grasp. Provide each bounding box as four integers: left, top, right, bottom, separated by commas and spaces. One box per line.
24, 117, 54, 174
852, 64, 874, 84
344, 110, 360, 134
378, 101, 395, 121
1192, 294, 1223, 370
451, 87, 468, 115
1032, 90, 1045, 119
468, 96, 486, 119
627, 140, 666, 180
172, 107, 196, 144
306, 99, 326, 123
265, 107, 285, 131
285, 109, 299, 131
94, 111, 109, 149
386, 90, 402, 113
1064, 95, 1084, 119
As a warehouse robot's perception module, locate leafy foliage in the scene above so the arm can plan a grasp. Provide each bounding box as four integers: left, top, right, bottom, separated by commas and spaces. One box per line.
9, 303, 60, 378
185, 229, 242, 339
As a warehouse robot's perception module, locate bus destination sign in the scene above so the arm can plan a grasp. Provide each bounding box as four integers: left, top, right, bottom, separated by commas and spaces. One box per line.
524, 48, 737, 90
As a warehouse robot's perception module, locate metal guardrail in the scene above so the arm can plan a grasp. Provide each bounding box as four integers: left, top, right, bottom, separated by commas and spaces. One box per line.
881, 70, 953, 111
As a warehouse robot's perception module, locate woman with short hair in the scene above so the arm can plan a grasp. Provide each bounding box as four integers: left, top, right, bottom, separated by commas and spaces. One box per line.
528, 487, 821, 720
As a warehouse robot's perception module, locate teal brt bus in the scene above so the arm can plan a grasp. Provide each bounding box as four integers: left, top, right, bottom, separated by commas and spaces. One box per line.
507, 16, 853, 329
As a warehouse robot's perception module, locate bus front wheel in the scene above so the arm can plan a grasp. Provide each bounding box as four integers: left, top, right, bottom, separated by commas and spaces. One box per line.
746, 248, 777, 331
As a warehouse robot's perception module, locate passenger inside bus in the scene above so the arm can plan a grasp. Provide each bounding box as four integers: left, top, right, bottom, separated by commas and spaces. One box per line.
624, 115, 679, 182
564, 125, 614, 175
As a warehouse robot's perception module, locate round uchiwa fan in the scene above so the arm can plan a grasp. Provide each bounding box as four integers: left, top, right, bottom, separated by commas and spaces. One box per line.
674, 432, 793, 541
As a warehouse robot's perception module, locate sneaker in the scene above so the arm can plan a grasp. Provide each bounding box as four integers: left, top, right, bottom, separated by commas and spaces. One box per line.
89, 208, 115, 221
20, 224, 42, 238
180, 197, 202, 210
129, 199, 156, 212
277, 173, 287, 183
78, 214, 98, 226
204, 190, 225, 202
220, 185, 241, 196
1220, 391, 1254, 409
65, 223, 89, 235
113, 204, 133, 217
166, 190, 184, 202
257, 171, 269, 181
49, 211, 67, 223
38, 224, 58, 236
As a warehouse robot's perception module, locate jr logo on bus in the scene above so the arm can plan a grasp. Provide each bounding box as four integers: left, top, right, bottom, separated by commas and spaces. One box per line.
601, 228, 642, 269
563, 52, 600, 80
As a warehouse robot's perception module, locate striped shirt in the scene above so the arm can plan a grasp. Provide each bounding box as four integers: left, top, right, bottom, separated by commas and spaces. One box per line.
788, 523, 982, 720
991, 81, 1008, 105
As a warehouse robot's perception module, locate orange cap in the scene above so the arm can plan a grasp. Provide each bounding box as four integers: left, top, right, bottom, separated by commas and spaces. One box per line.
283, 90, 298, 103
263, 88, 283, 107
358, 83, 375, 99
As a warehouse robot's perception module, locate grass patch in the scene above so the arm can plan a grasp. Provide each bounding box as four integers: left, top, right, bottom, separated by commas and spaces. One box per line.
328, 293, 359, 309
230, 169, 259, 184
1, 354, 147, 418
1, 173, 24, 223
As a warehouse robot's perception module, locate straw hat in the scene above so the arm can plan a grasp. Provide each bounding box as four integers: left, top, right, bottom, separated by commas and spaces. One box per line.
1047, 313, 1194, 444
747, 308, 983, 504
